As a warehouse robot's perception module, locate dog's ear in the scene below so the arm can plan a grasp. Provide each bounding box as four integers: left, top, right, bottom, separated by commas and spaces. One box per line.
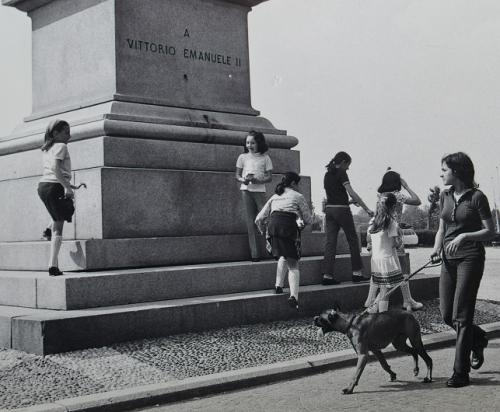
332, 302, 342, 312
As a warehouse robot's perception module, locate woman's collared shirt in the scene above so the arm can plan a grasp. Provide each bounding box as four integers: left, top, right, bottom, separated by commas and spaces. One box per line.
440, 187, 492, 259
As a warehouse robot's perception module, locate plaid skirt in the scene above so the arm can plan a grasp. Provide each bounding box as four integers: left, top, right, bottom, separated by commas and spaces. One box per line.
266, 211, 301, 260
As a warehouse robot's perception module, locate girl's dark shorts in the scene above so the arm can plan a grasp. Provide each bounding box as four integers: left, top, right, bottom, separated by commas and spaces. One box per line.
267, 211, 300, 260
37, 182, 74, 222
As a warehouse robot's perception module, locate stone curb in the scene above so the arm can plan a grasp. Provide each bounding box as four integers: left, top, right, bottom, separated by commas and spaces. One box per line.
10, 321, 500, 412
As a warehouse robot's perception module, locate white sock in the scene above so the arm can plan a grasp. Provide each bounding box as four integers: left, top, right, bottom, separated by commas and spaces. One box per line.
49, 235, 62, 268
378, 300, 389, 312
364, 278, 379, 307
276, 257, 287, 288
378, 286, 389, 312
288, 267, 300, 299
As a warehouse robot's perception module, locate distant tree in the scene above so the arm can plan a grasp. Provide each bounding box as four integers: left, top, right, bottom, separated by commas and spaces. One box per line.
401, 205, 428, 230
427, 186, 441, 230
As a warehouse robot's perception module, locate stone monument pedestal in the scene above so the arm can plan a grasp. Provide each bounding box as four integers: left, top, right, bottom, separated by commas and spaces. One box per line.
0, 0, 439, 354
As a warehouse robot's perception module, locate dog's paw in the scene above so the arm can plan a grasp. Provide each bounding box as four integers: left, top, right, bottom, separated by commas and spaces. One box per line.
423, 377, 432, 383
316, 328, 324, 339
414, 367, 419, 377
342, 388, 353, 395
390, 373, 397, 382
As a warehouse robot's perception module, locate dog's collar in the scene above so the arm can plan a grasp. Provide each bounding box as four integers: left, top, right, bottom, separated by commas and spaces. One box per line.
344, 314, 357, 334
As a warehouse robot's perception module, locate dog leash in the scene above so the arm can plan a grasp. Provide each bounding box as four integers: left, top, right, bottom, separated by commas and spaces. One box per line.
360, 257, 442, 316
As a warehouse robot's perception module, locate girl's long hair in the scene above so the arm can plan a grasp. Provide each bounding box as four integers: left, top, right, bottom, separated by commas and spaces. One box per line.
275, 172, 301, 196
369, 192, 397, 234
244, 130, 269, 154
441, 152, 477, 189
326, 151, 351, 174
41, 119, 69, 151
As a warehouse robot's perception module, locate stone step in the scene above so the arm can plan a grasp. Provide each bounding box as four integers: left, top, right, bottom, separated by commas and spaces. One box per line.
0, 273, 439, 355
0, 254, 400, 310
0, 232, 335, 271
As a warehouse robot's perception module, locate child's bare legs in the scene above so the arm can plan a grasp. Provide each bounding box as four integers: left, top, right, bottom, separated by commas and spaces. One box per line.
48, 220, 64, 276
401, 281, 423, 311
287, 258, 300, 300
378, 285, 389, 312
275, 257, 288, 292
364, 277, 379, 308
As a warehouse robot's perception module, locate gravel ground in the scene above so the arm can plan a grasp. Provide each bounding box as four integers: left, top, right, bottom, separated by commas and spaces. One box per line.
1, 298, 500, 410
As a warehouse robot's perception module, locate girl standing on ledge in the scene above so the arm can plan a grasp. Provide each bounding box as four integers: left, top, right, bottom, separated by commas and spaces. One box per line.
236, 131, 273, 261
37, 120, 85, 276
255, 172, 312, 309
431, 152, 494, 388
321, 151, 373, 285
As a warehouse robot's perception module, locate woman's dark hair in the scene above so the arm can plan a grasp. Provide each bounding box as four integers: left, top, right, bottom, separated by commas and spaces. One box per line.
441, 152, 477, 189
244, 130, 269, 154
275, 172, 301, 195
326, 151, 352, 174
378, 168, 401, 193
41, 119, 70, 151
369, 192, 397, 234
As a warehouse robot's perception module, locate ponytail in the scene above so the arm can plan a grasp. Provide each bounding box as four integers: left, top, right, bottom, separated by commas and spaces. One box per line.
41, 119, 69, 151
326, 151, 352, 174
275, 172, 301, 195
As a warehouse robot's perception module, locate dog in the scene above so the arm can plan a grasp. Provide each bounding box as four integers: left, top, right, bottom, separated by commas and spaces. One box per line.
314, 304, 433, 394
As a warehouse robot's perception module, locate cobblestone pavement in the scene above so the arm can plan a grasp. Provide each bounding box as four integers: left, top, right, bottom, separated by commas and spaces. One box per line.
142, 337, 500, 412
2, 299, 500, 410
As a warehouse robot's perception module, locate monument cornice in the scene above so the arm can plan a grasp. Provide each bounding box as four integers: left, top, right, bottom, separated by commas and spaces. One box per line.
2, 0, 268, 12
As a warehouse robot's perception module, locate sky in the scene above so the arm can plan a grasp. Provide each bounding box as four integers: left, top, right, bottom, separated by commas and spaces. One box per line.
2, 0, 500, 212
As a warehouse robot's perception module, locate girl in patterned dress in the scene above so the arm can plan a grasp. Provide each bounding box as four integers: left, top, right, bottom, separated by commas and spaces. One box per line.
365, 169, 423, 311
367, 192, 404, 312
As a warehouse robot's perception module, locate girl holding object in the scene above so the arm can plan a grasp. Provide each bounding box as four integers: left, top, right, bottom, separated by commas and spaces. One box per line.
255, 172, 312, 310
236, 131, 273, 261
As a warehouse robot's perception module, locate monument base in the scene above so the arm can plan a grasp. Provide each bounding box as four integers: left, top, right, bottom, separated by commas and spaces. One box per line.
0, 254, 440, 356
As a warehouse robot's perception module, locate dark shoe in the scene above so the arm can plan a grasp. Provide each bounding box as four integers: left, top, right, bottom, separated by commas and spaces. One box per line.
42, 228, 52, 241
471, 337, 488, 370
251, 258, 261, 262
322, 276, 340, 286
352, 275, 369, 283
48, 266, 63, 277
275, 286, 283, 294
287, 296, 299, 310
446, 372, 470, 388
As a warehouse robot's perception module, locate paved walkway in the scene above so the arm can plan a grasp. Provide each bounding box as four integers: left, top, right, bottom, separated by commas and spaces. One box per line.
138, 337, 500, 412
2, 247, 499, 411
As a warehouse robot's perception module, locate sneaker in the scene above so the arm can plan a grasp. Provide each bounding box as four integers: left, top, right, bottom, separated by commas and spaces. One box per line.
322, 275, 340, 285
288, 296, 299, 310
471, 337, 488, 370
446, 372, 470, 388
48, 266, 63, 277
275, 286, 283, 294
403, 299, 424, 311
42, 228, 52, 241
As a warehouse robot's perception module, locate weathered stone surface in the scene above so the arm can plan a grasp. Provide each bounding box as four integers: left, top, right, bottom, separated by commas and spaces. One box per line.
0, 137, 300, 182
6, 274, 439, 355
0, 252, 385, 310
0, 232, 335, 271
